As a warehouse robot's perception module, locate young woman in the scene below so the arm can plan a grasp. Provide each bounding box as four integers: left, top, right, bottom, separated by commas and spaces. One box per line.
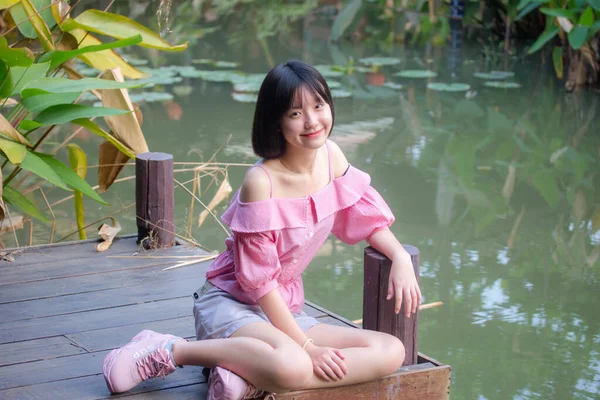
103, 60, 421, 400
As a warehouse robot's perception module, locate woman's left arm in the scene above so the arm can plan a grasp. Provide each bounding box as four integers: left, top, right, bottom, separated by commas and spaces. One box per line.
367, 228, 422, 317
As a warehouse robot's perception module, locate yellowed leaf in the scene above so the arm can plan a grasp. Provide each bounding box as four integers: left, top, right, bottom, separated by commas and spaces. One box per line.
99, 68, 148, 154
198, 176, 232, 227
573, 190, 586, 222
0, 214, 24, 233
0, 0, 19, 10
2, 98, 19, 107
0, 113, 33, 147
96, 216, 121, 252
502, 163, 516, 203
98, 140, 129, 193
0, 137, 27, 164
51, 0, 70, 27
69, 29, 147, 79
96, 240, 112, 252
20, 0, 54, 51
68, 144, 87, 240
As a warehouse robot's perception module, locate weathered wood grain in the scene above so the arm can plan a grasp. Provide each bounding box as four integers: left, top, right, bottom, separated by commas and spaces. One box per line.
0, 336, 87, 367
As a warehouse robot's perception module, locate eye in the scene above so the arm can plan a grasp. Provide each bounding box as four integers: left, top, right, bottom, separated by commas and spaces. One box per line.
315, 102, 325, 109
289, 111, 301, 117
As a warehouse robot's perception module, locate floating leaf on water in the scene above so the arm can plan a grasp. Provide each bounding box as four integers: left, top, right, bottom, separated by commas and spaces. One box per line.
314, 65, 345, 77
484, 81, 521, 89
326, 80, 342, 89
232, 93, 258, 103
173, 85, 193, 97
394, 70, 437, 78
427, 82, 471, 92
230, 73, 266, 85
474, 71, 515, 80
213, 61, 239, 68
382, 82, 403, 90
358, 57, 401, 66
331, 89, 352, 98
192, 59, 213, 65
233, 82, 262, 93
124, 57, 149, 66
356, 66, 373, 73
94, 91, 174, 106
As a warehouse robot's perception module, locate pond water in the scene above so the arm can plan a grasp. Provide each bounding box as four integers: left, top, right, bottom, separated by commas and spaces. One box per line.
14, 2, 600, 399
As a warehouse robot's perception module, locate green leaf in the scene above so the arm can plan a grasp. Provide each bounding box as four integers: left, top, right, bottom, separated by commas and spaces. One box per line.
20, 151, 70, 190
2, 185, 50, 222
515, 1, 543, 21
8, 61, 50, 96
568, 26, 589, 49
61, 10, 187, 51
71, 118, 136, 159
34, 104, 129, 126
20, 92, 80, 113
0, 35, 34, 67
540, 8, 576, 19
0, 60, 11, 98
0, 0, 20, 10
588, 0, 600, 11
394, 70, 438, 78
13, 0, 55, 51
17, 119, 42, 131
20, 77, 145, 97
531, 170, 560, 207
591, 20, 600, 35
0, 136, 27, 164
528, 26, 560, 54
580, 5, 595, 25
552, 47, 564, 79
68, 143, 88, 239
37, 152, 107, 205
330, 0, 362, 41
427, 82, 471, 92
39, 35, 143, 70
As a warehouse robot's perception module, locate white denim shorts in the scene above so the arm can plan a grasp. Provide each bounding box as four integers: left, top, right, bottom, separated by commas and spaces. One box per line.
192, 281, 320, 340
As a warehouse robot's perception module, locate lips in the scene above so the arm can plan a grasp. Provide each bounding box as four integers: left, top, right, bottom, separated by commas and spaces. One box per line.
301, 128, 323, 139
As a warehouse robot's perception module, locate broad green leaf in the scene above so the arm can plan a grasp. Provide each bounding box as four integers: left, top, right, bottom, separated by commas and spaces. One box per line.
20, 91, 80, 112
473, 71, 515, 80
0, 137, 27, 163
39, 34, 143, 70
579, 5, 595, 26
0, 112, 32, 146
0, 36, 34, 67
515, 1, 542, 21
568, 26, 589, 49
552, 47, 564, 79
21, 77, 144, 97
62, 10, 187, 51
8, 61, 50, 96
2, 185, 50, 222
331, 0, 362, 41
540, 8, 576, 19
34, 104, 129, 126
588, 0, 600, 10
358, 57, 401, 67
427, 82, 470, 92
68, 143, 88, 239
0, 60, 11, 98
68, 29, 147, 79
20, 150, 69, 190
17, 119, 42, 131
38, 152, 107, 205
527, 26, 559, 54
531, 170, 560, 207
394, 70, 438, 78
17, 0, 55, 51
0, 0, 19, 9
484, 81, 522, 88
592, 20, 600, 35
72, 118, 135, 158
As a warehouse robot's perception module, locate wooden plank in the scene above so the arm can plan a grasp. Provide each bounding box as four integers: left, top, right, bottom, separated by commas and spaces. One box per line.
275, 364, 451, 400
0, 367, 206, 400
0, 336, 87, 367
0, 241, 205, 286
0, 258, 209, 304
0, 297, 191, 344
306, 300, 359, 328
117, 383, 207, 399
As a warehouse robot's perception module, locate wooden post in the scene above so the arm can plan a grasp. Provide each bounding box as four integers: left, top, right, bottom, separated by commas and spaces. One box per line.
363, 245, 420, 365
136, 152, 175, 249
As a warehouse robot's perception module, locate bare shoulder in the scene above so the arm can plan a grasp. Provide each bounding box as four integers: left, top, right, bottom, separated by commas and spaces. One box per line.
327, 139, 349, 178
239, 166, 272, 203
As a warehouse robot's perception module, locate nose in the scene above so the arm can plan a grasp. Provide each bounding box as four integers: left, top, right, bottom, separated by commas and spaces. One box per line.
304, 111, 317, 129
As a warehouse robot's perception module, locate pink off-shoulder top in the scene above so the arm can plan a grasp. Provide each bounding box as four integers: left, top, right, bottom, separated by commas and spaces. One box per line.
206, 141, 395, 313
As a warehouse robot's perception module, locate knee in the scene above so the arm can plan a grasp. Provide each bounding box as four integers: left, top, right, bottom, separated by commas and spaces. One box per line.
268, 349, 313, 392
380, 335, 405, 375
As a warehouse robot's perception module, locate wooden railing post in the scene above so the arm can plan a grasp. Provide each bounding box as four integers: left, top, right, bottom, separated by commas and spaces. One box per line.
136, 152, 175, 249
363, 245, 420, 365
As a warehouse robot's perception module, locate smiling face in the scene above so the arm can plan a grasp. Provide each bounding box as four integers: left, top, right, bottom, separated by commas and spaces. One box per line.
279, 85, 333, 152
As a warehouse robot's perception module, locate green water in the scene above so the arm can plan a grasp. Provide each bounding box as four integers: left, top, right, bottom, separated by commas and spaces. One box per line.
12, 3, 600, 399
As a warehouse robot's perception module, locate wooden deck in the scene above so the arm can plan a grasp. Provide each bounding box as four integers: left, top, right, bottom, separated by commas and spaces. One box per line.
0, 236, 450, 399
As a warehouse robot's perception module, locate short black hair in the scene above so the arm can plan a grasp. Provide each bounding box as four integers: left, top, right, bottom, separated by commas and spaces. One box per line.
252, 60, 335, 159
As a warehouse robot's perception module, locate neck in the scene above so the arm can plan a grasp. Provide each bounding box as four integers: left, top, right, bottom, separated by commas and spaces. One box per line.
279, 146, 319, 175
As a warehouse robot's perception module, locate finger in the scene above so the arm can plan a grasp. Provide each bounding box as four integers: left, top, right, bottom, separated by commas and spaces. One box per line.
395, 286, 403, 314
316, 366, 331, 382
412, 287, 418, 314
331, 353, 348, 375
417, 285, 422, 305
327, 358, 345, 380
387, 278, 394, 300
321, 363, 338, 381
333, 348, 346, 360
404, 288, 412, 318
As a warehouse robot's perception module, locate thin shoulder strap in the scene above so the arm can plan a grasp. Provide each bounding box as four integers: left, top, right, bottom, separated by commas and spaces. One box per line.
252, 164, 273, 198
325, 140, 334, 181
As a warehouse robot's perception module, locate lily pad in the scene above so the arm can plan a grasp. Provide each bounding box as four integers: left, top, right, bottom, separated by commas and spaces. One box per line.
232, 93, 258, 103
192, 59, 240, 68
326, 80, 342, 89
331, 89, 352, 98
382, 82, 403, 90
233, 82, 262, 93
358, 57, 401, 66
230, 73, 267, 85
124, 57, 149, 66
474, 71, 515, 80
394, 70, 437, 78
356, 66, 374, 73
173, 85, 193, 97
427, 82, 471, 92
484, 81, 521, 89
314, 65, 345, 77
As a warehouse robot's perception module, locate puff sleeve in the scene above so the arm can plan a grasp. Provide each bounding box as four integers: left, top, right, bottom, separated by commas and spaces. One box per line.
232, 230, 281, 302
331, 185, 395, 245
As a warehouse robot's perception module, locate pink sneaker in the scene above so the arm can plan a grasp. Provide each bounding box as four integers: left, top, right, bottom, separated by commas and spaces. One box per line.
103, 330, 183, 393
208, 366, 268, 400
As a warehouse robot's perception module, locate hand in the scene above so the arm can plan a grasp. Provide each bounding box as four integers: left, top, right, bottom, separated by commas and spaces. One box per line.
304, 343, 347, 382
387, 252, 422, 317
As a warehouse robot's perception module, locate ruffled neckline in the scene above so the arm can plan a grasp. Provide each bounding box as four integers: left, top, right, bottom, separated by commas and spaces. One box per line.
221, 165, 371, 233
